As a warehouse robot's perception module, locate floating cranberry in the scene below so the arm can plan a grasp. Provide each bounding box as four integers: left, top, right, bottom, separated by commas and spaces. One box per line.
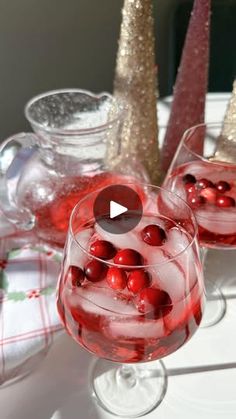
185, 183, 196, 194
216, 196, 236, 208
127, 270, 151, 294
141, 224, 166, 246
216, 181, 231, 193
68, 266, 84, 287
85, 260, 107, 282
90, 240, 116, 260
199, 187, 217, 204
106, 267, 127, 290
196, 178, 215, 190
182, 174, 196, 184
114, 249, 143, 267
188, 194, 206, 208
136, 287, 172, 315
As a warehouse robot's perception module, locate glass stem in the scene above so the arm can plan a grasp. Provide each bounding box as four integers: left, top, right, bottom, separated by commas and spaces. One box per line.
117, 365, 137, 388
200, 246, 208, 264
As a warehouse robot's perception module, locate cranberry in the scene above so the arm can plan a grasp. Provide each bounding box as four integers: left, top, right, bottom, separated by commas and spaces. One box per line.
106, 267, 127, 290
185, 183, 196, 194
114, 249, 143, 267
188, 194, 206, 208
199, 187, 217, 204
196, 178, 215, 190
127, 270, 151, 294
85, 260, 107, 282
216, 181, 231, 193
68, 266, 84, 287
182, 174, 196, 184
216, 196, 236, 208
90, 240, 116, 260
136, 287, 172, 315
141, 224, 166, 246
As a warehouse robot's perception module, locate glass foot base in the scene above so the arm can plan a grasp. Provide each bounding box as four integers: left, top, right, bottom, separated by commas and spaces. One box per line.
200, 281, 226, 328
90, 358, 167, 417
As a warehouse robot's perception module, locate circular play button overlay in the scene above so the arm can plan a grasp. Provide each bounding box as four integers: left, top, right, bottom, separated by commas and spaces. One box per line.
94, 184, 143, 234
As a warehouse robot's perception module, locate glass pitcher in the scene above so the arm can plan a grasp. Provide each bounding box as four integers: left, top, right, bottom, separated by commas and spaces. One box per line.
0, 89, 147, 248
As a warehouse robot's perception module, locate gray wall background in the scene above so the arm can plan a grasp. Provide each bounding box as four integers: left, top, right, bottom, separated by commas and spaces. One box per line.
0, 0, 178, 140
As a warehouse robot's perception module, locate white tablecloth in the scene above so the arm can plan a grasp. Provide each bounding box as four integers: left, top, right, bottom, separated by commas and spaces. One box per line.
1, 93, 236, 419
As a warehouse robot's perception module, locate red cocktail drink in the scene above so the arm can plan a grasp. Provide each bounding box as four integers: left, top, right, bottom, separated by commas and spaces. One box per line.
58, 213, 203, 363
165, 161, 236, 248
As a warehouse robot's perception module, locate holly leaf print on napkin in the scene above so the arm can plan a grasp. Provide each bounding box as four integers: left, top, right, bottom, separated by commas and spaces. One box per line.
0, 270, 9, 291
7, 292, 26, 301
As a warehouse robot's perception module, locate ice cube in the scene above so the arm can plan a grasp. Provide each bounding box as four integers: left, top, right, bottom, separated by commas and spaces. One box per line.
106, 317, 165, 340
164, 227, 197, 291
164, 298, 187, 331
69, 228, 93, 266
157, 179, 187, 219
182, 161, 235, 183
164, 291, 193, 331
95, 223, 143, 253
147, 249, 185, 302
71, 285, 137, 317
196, 207, 236, 235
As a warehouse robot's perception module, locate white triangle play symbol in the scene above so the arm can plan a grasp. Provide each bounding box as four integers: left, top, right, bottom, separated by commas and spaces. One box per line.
110, 201, 128, 219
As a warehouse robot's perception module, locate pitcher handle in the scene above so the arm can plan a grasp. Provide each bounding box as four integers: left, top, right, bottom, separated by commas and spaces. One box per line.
0, 132, 38, 231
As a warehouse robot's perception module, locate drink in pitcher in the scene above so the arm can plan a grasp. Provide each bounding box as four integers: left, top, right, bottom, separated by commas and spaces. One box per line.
0, 90, 147, 248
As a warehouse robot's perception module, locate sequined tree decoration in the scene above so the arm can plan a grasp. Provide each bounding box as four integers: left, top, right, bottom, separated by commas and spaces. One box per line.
161, 0, 211, 173
106, 0, 160, 185
214, 78, 236, 163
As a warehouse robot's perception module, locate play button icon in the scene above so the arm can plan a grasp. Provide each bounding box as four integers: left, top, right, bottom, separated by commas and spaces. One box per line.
94, 184, 143, 234
110, 201, 128, 219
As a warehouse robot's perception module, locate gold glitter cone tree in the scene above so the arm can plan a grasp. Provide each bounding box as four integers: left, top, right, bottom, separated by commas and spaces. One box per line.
107, 0, 160, 185
214, 78, 236, 163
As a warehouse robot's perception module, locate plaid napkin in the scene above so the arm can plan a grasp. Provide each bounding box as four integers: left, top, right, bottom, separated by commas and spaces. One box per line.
0, 210, 63, 385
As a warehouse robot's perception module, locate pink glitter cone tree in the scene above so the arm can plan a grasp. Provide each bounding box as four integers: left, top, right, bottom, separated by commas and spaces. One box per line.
161, 0, 211, 173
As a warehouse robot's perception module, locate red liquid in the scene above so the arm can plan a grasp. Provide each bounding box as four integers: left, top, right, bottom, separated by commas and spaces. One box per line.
22, 172, 135, 248
57, 216, 204, 363
165, 161, 236, 248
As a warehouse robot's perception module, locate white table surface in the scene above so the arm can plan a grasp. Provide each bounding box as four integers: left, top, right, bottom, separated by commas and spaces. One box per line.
1, 93, 236, 419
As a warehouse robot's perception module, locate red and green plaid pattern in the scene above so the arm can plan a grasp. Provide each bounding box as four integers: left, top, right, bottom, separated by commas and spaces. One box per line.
0, 210, 63, 385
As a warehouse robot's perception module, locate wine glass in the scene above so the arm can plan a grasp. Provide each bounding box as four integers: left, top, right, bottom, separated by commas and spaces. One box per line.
164, 122, 236, 327
57, 183, 205, 417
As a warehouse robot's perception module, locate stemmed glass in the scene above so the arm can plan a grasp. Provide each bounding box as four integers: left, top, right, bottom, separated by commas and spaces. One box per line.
164, 122, 236, 327
57, 183, 205, 417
